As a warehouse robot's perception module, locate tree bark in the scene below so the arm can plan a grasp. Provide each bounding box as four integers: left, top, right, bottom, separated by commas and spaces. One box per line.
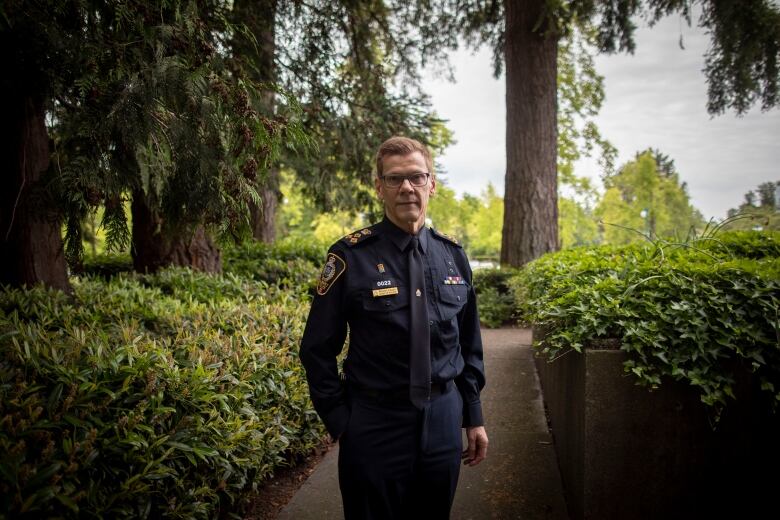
234, 0, 280, 243
250, 175, 279, 242
0, 95, 71, 291
501, 0, 559, 267
130, 192, 222, 274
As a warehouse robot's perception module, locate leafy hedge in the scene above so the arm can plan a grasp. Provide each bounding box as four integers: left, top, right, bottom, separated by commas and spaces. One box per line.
472, 268, 518, 328
1, 260, 324, 517
79, 253, 134, 279
77, 237, 326, 289
515, 231, 780, 414
222, 237, 325, 289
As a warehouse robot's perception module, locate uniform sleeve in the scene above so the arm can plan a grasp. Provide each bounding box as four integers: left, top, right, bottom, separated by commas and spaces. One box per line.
299, 245, 350, 439
454, 251, 486, 427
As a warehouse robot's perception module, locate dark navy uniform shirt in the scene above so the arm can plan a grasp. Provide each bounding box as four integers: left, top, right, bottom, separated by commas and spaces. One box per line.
300, 217, 486, 438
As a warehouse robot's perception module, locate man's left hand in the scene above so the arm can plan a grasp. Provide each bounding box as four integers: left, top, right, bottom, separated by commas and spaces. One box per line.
462, 426, 488, 466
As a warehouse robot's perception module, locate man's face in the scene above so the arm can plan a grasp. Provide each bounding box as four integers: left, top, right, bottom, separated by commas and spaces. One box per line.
375, 151, 436, 233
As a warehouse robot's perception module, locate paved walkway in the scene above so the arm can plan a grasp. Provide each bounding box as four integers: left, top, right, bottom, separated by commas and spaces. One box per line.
278, 328, 569, 519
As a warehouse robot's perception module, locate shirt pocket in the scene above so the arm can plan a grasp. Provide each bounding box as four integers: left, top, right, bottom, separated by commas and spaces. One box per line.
438, 284, 468, 320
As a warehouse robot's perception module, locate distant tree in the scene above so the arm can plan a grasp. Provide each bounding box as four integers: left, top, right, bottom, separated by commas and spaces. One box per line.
637, 148, 678, 178
276, 170, 364, 243
428, 183, 471, 244
595, 151, 703, 243
724, 180, 780, 231
559, 196, 600, 248
757, 182, 778, 209
467, 184, 504, 258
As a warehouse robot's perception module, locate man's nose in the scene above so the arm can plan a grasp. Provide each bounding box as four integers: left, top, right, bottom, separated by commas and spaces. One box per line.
399, 178, 415, 192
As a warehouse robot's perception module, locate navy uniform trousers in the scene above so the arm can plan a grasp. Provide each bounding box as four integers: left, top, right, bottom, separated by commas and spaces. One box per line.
338, 385, 462, 520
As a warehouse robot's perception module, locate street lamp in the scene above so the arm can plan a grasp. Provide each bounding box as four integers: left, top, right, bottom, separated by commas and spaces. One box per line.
640, 208, 650, 236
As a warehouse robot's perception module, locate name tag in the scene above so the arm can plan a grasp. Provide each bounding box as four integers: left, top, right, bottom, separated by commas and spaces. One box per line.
372, 287, 399, 297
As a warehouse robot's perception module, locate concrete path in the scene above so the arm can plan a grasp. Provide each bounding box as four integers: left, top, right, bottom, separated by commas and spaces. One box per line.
278, 328, 569, 519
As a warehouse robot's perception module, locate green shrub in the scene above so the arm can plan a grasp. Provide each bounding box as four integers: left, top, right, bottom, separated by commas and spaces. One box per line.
514, 231, 780, 415
222, 237, 325, 289
79, 253, 134, 279
0, 269, 323, 518
473, 268, 518, 328
698, 230, 780, 259
76, 236, 327, 288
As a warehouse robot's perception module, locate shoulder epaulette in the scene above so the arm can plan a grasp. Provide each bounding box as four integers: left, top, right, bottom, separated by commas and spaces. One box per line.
340, 225, 378, 247
430, 228, 462, 247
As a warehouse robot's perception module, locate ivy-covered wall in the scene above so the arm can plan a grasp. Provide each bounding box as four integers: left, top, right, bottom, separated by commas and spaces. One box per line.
515, 231, 780, 417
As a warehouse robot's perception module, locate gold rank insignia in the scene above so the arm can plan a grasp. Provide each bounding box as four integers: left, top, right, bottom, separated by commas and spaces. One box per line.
341, 227, 375, 247
344, 228, 371, 244
377, 263, 385, 273
317, 253, 346, 295
431, 228, 462, 247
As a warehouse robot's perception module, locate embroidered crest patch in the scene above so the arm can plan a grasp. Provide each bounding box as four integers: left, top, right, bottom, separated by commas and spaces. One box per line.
317, 253, 346, 296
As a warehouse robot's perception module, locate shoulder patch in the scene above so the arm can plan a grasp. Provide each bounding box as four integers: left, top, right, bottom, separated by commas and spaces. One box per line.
317, 253, 346, 296
340, 226, 377, 247
431, 228, 463, 247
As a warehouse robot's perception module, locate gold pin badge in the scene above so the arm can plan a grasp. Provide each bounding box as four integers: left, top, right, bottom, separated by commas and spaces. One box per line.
377, 263, 385, 273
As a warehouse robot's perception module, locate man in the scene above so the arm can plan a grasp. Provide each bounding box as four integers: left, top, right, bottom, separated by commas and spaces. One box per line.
300, 136, 488, 519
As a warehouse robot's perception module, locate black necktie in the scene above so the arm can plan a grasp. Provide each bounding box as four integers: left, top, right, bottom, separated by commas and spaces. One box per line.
408, 235, 430, 409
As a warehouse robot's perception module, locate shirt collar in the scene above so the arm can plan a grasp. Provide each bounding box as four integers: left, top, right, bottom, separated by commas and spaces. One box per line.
379, 216, 428, 254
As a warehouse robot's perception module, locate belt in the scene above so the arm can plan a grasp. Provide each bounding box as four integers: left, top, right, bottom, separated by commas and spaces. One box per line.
348, 381, 453, 405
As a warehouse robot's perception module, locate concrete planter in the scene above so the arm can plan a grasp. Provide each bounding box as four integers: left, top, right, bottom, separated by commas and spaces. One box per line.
532, 328, 779, 519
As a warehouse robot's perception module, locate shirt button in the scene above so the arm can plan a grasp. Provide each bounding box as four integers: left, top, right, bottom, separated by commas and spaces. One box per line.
456, 296, 461, 301
429, 320, 434, 325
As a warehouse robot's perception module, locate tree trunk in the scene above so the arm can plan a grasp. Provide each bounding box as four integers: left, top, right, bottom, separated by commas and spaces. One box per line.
250, 173, 279, 242
0, 95, 71, 291
501, 0, 559, 267
130, 192, 221, 274
234, 0, 279, 243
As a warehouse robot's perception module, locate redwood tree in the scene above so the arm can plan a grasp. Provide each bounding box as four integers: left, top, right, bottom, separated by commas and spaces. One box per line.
0, 94, 70, 290
502, 0, 560, 265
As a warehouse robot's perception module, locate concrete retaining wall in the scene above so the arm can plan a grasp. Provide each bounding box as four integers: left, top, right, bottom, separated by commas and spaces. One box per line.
533, 330, 780, 519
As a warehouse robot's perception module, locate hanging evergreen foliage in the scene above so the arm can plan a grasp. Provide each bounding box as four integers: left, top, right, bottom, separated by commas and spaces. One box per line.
1, 0, 313, 268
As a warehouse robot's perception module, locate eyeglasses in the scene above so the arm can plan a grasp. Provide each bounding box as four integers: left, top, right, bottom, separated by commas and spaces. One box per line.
380, 173, 430, 188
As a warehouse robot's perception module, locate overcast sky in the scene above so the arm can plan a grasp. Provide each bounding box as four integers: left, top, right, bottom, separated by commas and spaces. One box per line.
421, 14, 780, 221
